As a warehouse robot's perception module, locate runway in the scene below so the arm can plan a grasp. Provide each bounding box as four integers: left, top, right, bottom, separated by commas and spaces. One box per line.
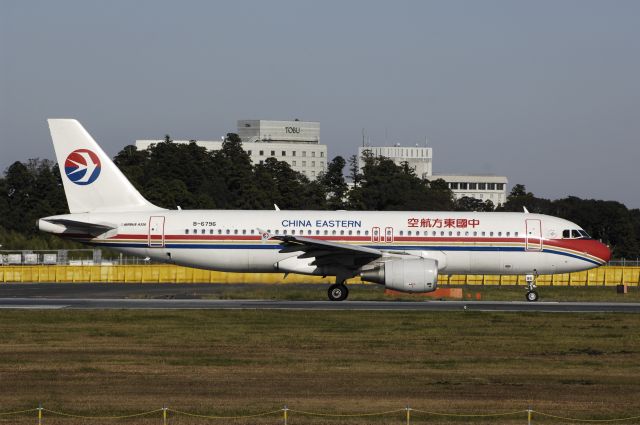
0, 297, 640, 312
0, 283, 638, 312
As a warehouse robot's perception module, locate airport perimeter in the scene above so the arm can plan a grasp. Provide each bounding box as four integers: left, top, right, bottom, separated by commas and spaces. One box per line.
1, 264, 639, 286
2, 405, 640, 424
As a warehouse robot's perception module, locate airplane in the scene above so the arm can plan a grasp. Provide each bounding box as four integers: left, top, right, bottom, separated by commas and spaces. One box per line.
38, 119, 611, 302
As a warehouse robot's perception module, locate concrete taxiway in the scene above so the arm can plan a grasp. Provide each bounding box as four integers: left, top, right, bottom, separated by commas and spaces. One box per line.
0, 283, 638, 312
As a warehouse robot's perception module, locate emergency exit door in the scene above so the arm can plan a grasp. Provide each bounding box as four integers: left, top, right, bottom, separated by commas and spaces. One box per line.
525, 219, 542, 251
148, 216, 165, 248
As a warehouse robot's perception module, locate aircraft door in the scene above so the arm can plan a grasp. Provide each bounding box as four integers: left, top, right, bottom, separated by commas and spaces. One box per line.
148, 216, 165, 248
372, 227, 380, 243
385, 227, 394, 243
525, 219, 542, 251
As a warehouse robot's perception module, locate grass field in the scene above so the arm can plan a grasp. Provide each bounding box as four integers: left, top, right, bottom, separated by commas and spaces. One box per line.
0, 308, 639, 424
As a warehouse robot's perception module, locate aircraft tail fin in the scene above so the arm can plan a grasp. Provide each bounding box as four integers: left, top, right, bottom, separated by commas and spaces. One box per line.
48, 119, 161, 213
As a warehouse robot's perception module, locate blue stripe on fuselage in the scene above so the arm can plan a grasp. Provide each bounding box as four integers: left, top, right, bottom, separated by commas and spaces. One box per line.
90, 241, 603, 267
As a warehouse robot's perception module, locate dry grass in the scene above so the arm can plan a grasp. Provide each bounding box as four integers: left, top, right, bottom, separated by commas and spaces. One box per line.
0, 310, 638, 424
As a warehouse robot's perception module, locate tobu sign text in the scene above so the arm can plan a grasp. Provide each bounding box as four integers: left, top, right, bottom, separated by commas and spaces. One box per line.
285, 126, 301, 134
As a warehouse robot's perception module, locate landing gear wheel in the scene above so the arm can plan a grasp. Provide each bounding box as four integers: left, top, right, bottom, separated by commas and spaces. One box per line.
525, 271, 539, 302
328, 284, 349, 301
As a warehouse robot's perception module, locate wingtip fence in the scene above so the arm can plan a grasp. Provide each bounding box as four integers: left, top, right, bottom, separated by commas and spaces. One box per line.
2, 405, 640, 424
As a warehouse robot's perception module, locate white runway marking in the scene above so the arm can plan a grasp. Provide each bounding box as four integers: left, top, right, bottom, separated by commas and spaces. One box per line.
0, 305, 68, 309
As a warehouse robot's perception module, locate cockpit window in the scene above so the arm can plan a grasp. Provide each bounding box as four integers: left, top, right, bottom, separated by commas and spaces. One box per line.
563, 229, 591, 239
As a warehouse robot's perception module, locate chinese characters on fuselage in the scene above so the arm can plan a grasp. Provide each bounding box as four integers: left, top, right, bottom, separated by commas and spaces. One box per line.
407, 218, 480, 229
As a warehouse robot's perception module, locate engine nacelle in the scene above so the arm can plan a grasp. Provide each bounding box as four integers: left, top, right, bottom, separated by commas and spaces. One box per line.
360, 258, 438, 293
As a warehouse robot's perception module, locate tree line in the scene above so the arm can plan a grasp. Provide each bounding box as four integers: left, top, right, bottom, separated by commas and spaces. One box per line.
1, 134, 639, 258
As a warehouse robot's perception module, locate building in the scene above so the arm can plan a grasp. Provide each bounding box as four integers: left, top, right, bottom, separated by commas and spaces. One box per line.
136, 120, 327, 180
357, 145, 432, 179
432, 174, 508, 205
357, 145, 508, 205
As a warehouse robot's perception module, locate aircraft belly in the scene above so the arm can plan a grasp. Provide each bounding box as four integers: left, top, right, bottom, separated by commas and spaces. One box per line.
468, 251, 502, 274
167, 249, 250, 272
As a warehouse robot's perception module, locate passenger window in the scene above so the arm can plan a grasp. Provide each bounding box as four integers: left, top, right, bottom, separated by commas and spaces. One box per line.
250, 229, 255, 234
340, 230, 344, 235
242, 229, 246, 235
506, 232, 510, 237
202, 229, 206, 234
456, 231, 461, 236
225, 229, 230, 235
234, 229, 238, 234
348, 230, 353, 235
465, 231, 469, 236
316, 230, 320, 235
399, 230, 404, 236
365, 230, 369, 236
291, 230, 295, 235
514, 232, 518, 237
210, 229, 214, 235
415, 231, 420, 236
448, 231, 453, 236
481, 231, 486, 236
185, 229, 189, 234
324, 230, 329, 235
407, 231, 412, 236
440, 231, 445, 236
356, 230, 361, 235
498, 232, 502, 237
193, 229, 197, 234
332, 230, 336, 235
490, 232, 494, 236
473, 231, 477, 236
275, 229, 280, 235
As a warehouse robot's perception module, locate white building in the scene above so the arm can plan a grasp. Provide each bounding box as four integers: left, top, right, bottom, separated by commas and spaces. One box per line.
432, 174, 508, 205
136, 120, 327, 180
357, 146, 508, 205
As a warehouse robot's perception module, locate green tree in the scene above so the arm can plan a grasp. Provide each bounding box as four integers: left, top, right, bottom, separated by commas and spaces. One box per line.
215, 133, 267, 209
255, 158, 327, 210
319, 156, 348, 210
500, 184, 551, 213
348, 155, 455, 211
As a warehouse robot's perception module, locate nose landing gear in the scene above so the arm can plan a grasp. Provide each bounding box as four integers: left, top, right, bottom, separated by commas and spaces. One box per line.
525, 272, 539, 302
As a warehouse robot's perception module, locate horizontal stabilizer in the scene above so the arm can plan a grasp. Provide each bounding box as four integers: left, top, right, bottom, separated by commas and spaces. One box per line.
38, 218, 116, 237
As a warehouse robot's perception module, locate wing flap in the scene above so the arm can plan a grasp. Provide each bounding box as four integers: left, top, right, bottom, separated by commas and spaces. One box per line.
267, 233, 383, 272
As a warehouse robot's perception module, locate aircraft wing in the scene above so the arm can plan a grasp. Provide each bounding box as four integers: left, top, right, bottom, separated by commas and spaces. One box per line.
270, 234, 382, 268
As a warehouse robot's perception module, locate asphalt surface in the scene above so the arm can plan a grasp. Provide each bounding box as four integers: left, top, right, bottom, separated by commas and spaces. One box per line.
0, 283, 638, 312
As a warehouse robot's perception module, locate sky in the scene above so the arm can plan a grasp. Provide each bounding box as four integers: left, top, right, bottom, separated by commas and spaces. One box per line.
1, 0, 639, 207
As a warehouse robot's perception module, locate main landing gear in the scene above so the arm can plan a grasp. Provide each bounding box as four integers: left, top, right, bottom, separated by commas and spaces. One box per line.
525, 272, 539, 302
328, 281, 349, 301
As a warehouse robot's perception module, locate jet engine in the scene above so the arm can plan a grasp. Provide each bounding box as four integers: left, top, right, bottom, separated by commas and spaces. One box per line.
360, 258, 438, 293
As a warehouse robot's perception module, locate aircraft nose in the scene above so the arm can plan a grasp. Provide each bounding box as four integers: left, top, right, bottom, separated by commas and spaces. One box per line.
588, 240, 611, 263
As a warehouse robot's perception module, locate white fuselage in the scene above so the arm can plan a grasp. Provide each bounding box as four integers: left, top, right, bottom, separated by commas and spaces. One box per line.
41, 210, 609, 276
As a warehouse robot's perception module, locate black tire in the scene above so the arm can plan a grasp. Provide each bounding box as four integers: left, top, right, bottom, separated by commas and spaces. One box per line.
526, 290, 539, 302
328, 284, 349, 301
